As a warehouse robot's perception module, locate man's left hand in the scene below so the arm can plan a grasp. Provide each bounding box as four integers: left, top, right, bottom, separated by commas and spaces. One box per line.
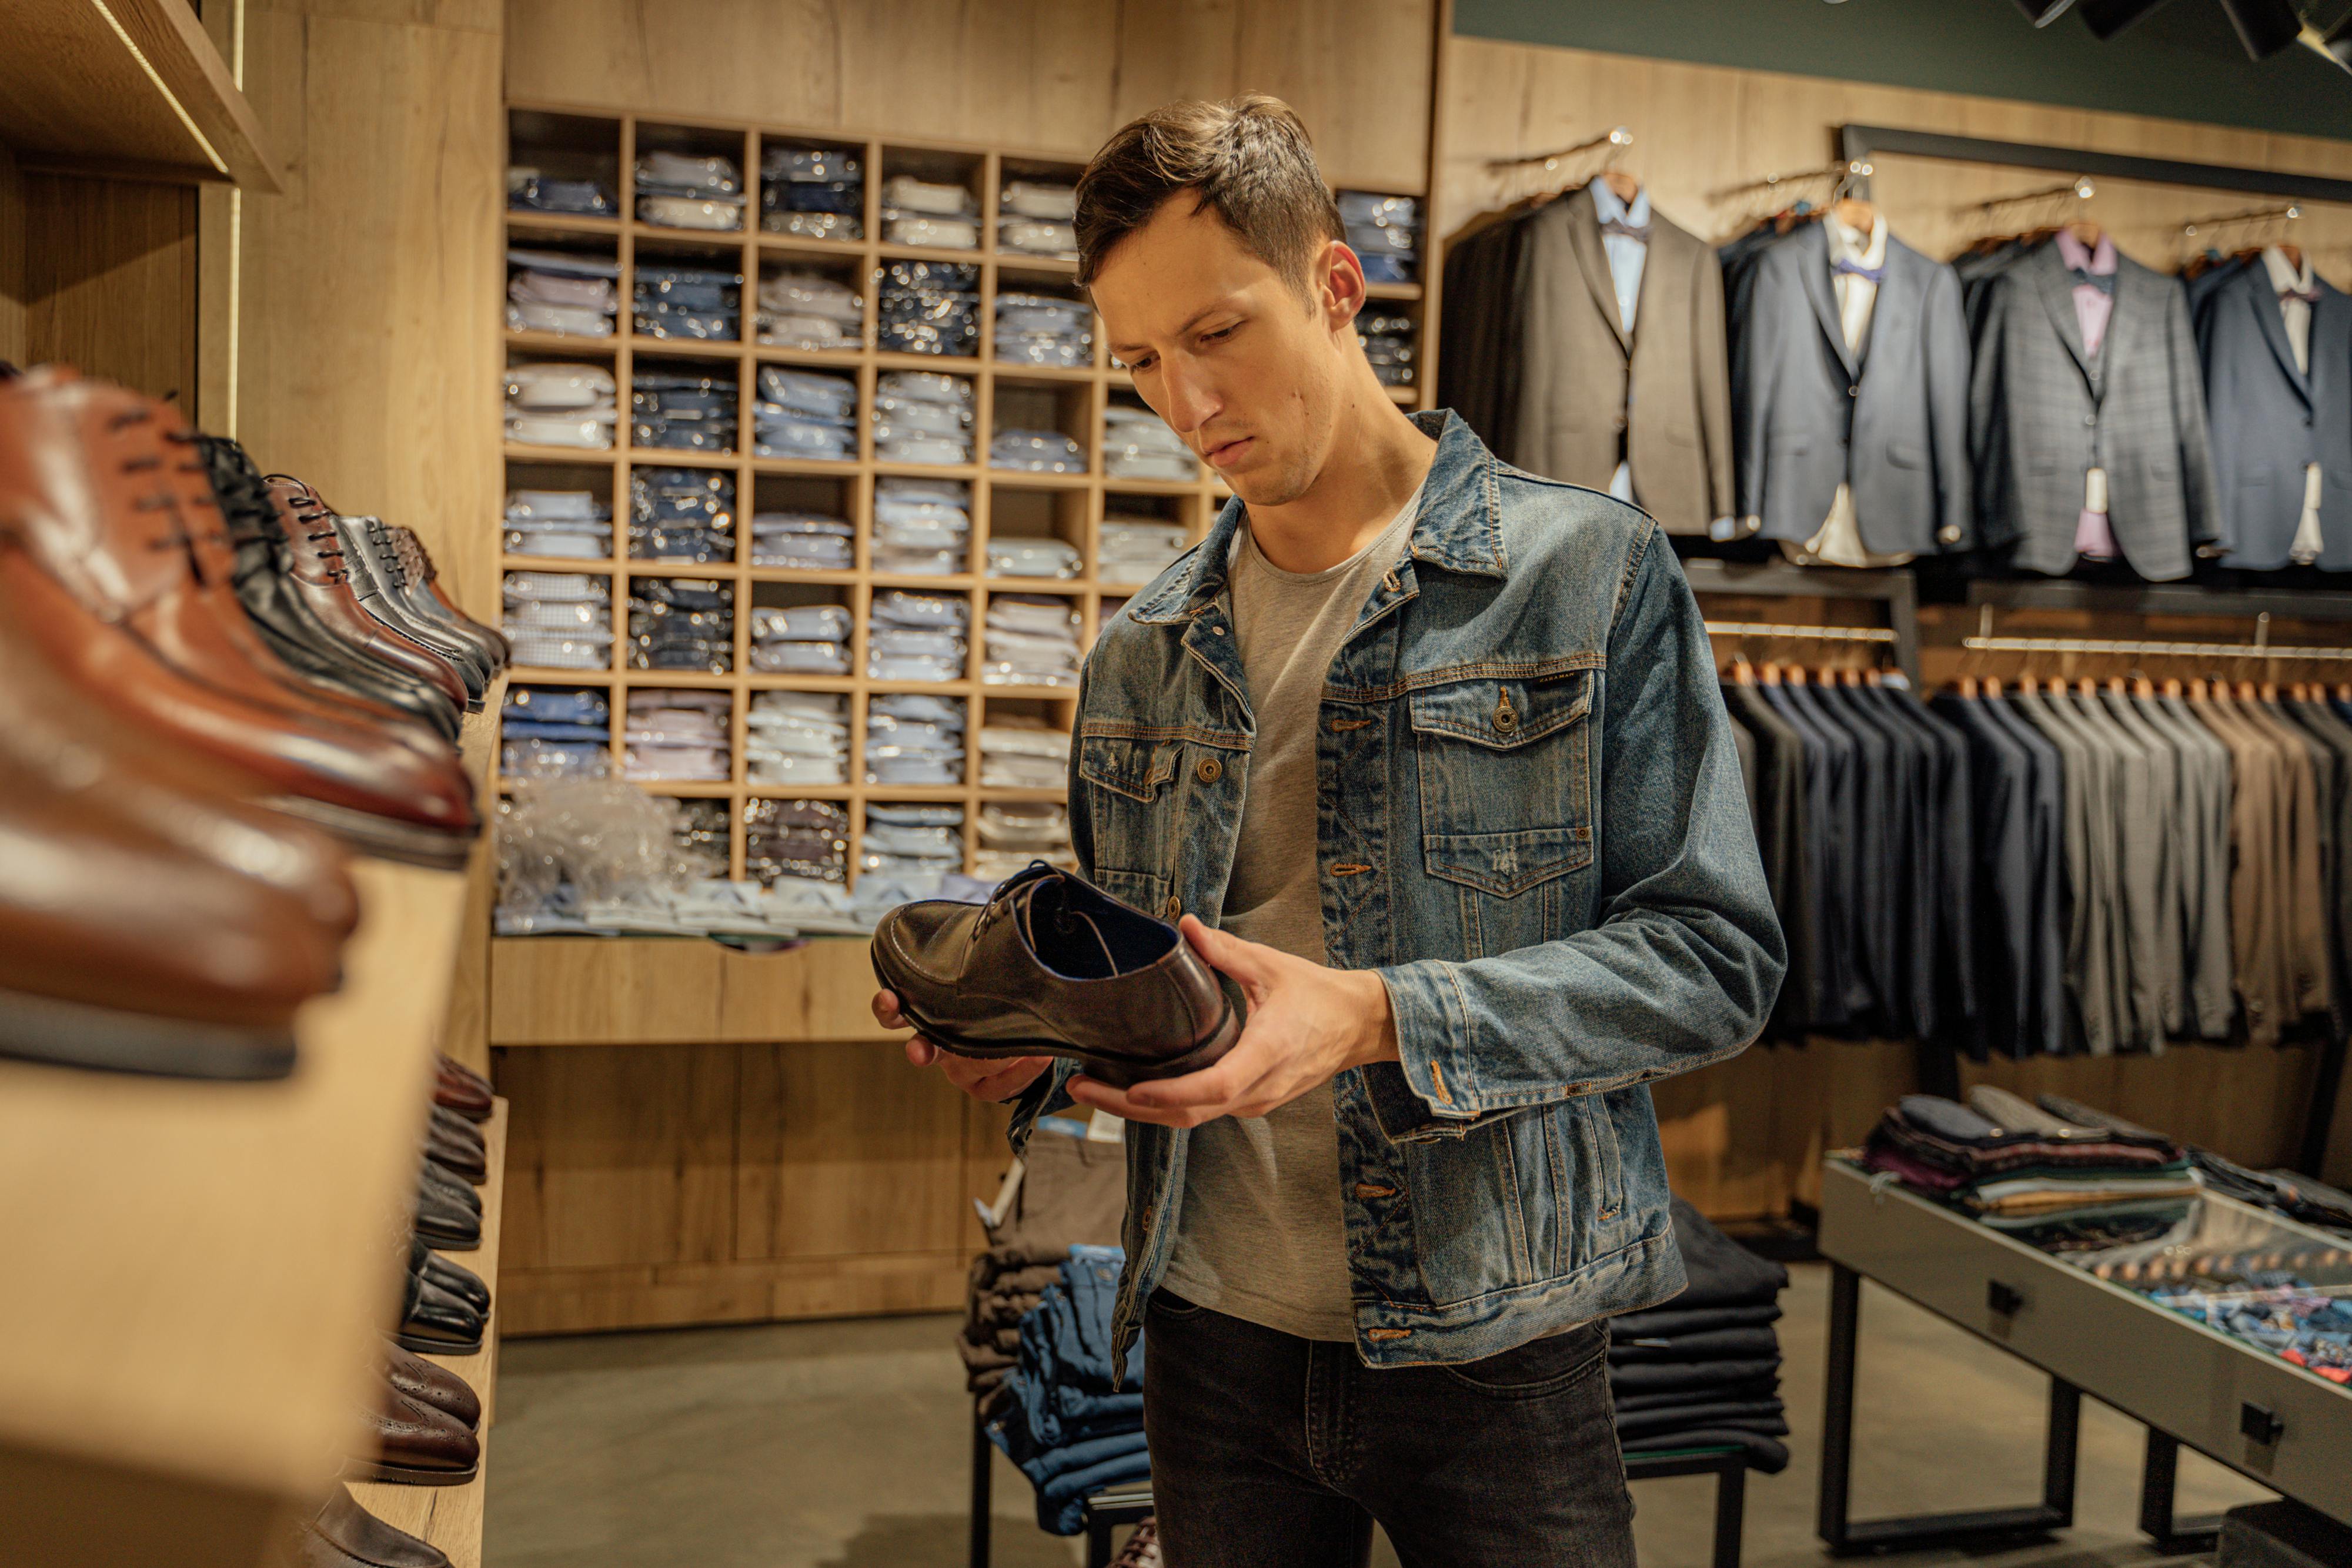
1065, 915, 1399, 1127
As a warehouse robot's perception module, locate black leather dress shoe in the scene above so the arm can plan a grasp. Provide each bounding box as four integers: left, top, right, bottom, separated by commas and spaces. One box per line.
871, 861, 1246, 1088
429, 1104, 486, 1159
419, 1156, 482, 1215
329, 514, 490, 700
275, 1485, 452, 1568
396, 1266, 485, 1356
413, 1178, 480, 1251
425, 1119, 486, 1184
409, 1233, 491, 1314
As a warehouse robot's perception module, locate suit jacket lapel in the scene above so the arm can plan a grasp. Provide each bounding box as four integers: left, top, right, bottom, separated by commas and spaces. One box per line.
1863, 238, 1921, 378
1561, 187, 1631, 356
2028, 243, 2099, 399
1795, 222, 1857, 381
2241, 264, 2313, 406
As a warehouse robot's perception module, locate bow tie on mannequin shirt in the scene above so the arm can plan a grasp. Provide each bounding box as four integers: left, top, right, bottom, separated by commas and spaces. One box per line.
2067, 267, 2116, 295
1599, 216, 1651, 242
1830, 257, 1885, 285
2281, 283, 2323, 305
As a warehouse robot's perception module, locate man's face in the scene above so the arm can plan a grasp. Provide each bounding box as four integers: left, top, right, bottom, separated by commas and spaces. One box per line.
1093, 195, 1357, 509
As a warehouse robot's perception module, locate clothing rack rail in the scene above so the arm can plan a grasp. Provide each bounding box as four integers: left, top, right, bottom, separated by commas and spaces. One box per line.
1709, 159, 1873, 202
2185, 202, 2302, 236
1838, 123, 2352, 208
1706, 621, 1899, 646
1486, 125, 1631, 171
1959, 635, 2352, 661
1974, 176, 2096, 212
1679, 558, 1921, 684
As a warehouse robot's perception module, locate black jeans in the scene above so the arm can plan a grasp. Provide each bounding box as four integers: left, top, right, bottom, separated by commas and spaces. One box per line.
1142, 1292, 1636, 1567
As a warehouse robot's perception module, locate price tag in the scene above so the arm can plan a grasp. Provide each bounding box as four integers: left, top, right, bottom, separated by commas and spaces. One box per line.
1085, 1108, 1125, 1144
2084, 466, 2109, 514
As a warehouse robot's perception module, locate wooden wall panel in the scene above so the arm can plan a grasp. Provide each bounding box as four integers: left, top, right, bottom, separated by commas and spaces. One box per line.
503, 0, 1435, 189
0, 145, 24, 367
21, 176, 196, 401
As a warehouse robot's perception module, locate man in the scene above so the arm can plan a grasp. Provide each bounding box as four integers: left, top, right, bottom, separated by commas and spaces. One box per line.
877, 95, 1782, 1564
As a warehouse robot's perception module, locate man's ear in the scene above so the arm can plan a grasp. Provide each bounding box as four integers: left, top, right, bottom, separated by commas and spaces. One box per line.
1317, 238, 1366, 331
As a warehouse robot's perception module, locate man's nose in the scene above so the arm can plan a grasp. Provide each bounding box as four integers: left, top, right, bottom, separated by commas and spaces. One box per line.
1161, 364, 1221, 438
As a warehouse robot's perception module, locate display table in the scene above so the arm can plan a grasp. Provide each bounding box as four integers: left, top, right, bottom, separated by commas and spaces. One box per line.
1815, 1156, 2352, 1556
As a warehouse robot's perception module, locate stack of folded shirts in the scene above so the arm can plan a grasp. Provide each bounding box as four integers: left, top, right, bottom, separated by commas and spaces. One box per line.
744, 797, 850, 883
1338, 190, 1419, 284
499, 687, 610, 780
507, 248, 620, 337
507, 166, 614, 216
506, 363, 618, 450
975, 802, 1073, 884
984, 595, 1080, 687
987, 534, 1083, 580
761, 144, 863, 241
873, 372, 974, 466
632, 262, 741, 342
1102, 406, 1194, 482
749, 602, 851, 674
673, 798, 730, 880
1857, 1086, 2200, 1218
746, 691, 848, 788
994, 293, 1093, 366
623, 689, 731, 783
627, 577, 733, 673
869, 590, 968, 683
851, 861, 994, 929
862, 801, 964, 877
881, 173, 978, 249
634, 149, 744, 232
1097, 517, 1188, 585
997, 180, 1078, 259
985, 1243, 1151, 1536
2039, 1094, 2352, 1239
750, 508, 852, 571
503, 571, 613, 670
866, 694, 966, 786
505, 489, 613, 561
769, 875, 871, 934
977, 719, 1071, 790
1609, 1198, 1792, 1475
990, 428, 1086, 474
1358, 309, 1416, 389
754, 366, 857, 462
873, 476, 970, 574
878, 260, 979, 357
629, 467, 734, 565
632, 369, 737, 453
757, 268, 863, 350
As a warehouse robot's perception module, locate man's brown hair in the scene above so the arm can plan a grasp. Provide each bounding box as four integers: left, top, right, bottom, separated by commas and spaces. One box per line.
1074, 94, 1345, 291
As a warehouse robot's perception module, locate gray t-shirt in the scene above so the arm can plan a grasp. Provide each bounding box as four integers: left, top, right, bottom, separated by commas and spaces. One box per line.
1156, 484, 1424, 1341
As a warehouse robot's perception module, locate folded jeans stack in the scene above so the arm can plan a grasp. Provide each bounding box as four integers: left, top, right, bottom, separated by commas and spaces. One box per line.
755, 366, 857, 462
998, 179, 1078, 259
634, 149, 744, 232
866, 693, 966, 786
509, 166, 614, 217
1609, 1197, 1793, 1474
1358, 309, 1416, 389
627, 576, 733, 673
962, 1115, 1128, 1406
873, 370, 974, 465
1102, 406, 1194, 482
632, 262, 741, 342
757, 267, 864, 351
507, 248, 619, 338
1338, 190, 1420, 285
506, 363, 617, 451
869, 590, 968, 683
978, 717, 1071, 790
632, 369, 737, 454
761, 144, 863, 242
984, 594, 1080, 687
500, 686, 609, 780
878, 259, 979, 357
623, 689, 730, 783
629, 467, 734, 566
503, 570, 613, 670
994, 293, 1093, 367
987, 533, 1083, 580
987, 1243, 1152, 1534
1858, 1085, 2199, 1219
750, 601, 851, 675
872, 476, 971, 574
744, 795, 849, 882
976, 801, 1073, 883
881, 173, 978, 250
991, 427, 1086, 474
746, 690, 847, 787
504, 488, 612, 561
1098, 517, 1190, 586
750, 507, 852, 571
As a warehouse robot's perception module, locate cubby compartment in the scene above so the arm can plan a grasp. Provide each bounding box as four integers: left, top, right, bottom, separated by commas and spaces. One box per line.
499, 684, 613, 781
994, 156, 1082, 262
984, 485, 1087, 582
757, 135, 866, 244
1357, 297, 1421, 394
507, 109, 622, 221
748, 578, 856, 677
503, 567, 615, 673
622, 686, 735, 784
991, 269, 1094, 368
989, 376, 1091, 474
755, 250, 867, 352
748, 472, 857, 572
743, 795, 852, 882
504, 458, 616, 563
505, 231, 620, 340
1101, 391, 1195, 483
628, 465, 736, 566
867, 586, 973, 684
872, 369, 975, 465
746, 693, 852, 792
753, 362, 859, 462
877, 145, 983, 250
505, 347, 619, 452
630, 354, 740, 455
632, 238, 745, 343
978, 585, 1083, 690
626, 575, 735, 673
632, 121, 750, 233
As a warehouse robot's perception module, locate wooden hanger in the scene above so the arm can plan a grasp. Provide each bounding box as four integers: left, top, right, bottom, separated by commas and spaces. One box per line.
1602, 169, 1641, 205
2077, 676, 2097, 698
2161, 677, 2181, 699
2135, 674, 2156, 700
1864, 667, 1883, 687
1841, 666, 1863, 688
1831, 195, 1876, 233
2239, 679, 2260, 701
2189, 677, 2209, 702
1986, 676, 2004, 698
2260, 679, 2279, 703
2066, 217, 2104, 249
2106, 676, 2127, 697
2337, 681, 2351, 702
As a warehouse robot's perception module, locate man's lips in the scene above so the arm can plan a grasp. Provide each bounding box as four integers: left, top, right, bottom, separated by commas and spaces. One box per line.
1204, 436, 1253, 468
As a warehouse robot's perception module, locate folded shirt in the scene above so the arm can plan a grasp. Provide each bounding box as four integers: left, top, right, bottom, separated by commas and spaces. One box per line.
1098, 519, 1190, 584
990, 429, 1086, 474
761, 145, 863, 239
1102, 406, 1195, 481
509, 170, 614, 216
987, 537, 1083, 580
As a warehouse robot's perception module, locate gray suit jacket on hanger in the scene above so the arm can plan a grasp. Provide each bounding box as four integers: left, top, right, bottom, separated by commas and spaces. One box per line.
1729, 221, 1973, 556
2197, 262, 2352, 571
1968, 239, 2223, 580
1511, 185, 1735, 535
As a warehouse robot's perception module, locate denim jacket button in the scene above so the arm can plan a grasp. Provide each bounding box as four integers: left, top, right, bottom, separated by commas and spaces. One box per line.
1161, 895, 1181, 920
1195, 755, 1222, 784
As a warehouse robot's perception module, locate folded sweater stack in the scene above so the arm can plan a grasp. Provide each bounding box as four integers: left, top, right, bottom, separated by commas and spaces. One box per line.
1610, 1198, 1793, 1474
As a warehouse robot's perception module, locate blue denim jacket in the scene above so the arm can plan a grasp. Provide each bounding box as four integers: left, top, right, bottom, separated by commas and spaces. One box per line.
1011, 410, 1785, 1371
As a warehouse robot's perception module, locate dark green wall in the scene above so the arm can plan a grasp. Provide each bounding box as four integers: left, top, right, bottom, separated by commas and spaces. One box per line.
1455, 0, 2352, 142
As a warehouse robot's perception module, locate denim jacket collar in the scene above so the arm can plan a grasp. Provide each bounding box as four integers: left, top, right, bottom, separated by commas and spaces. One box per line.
1130, 410, 1509, 626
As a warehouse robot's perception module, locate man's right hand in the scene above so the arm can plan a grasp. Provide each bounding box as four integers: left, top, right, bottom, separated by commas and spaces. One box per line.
873, 988, 1053, 1103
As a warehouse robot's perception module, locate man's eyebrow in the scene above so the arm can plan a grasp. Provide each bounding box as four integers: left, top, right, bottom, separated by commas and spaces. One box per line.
1110, 299, 1240, 357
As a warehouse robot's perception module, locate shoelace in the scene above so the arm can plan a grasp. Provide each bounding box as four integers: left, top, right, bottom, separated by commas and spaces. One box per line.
263, 475, 352, 584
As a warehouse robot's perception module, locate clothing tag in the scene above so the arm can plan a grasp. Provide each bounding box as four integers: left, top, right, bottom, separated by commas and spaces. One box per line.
1085, 1108, 1125, 1144
1709, 516, 1741, 543
2084, 466, 2109, 515
977, 1156, 1025, 1232
2292, 462, 2326, 564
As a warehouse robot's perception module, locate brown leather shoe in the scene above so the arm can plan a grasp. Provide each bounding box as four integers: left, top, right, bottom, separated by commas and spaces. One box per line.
0, 370, 481, 869
348, 1382, 480, 1486
382, 1341, 480, 1430
266, 479, 473, 711
870, 862, 1245, 1087
434, 1054, 493, 1121
272, 1485, 452, 1568
0, 763, 340, 1078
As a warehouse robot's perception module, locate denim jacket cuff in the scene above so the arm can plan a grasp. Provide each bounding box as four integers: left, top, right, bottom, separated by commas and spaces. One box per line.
1367, 960, 1490, 1142
1005, 1059, 1079, 1156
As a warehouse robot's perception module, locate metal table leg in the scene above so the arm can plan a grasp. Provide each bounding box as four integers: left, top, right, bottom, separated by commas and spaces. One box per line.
1713, 1455, 1748, 1568
970, 1408, 991, 1568
2139, 1428, 2226, 1555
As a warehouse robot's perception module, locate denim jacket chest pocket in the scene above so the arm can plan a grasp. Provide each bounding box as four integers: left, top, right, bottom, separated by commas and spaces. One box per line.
1076, 731, 1186, 915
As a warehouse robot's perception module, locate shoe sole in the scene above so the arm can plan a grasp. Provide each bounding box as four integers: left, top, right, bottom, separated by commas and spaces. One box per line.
0, 988, 296, 1081
393, 1329, 486, 1358
343, 1455, 479, 1487
868, 950, 1244, 1089
266, 795, 477, 871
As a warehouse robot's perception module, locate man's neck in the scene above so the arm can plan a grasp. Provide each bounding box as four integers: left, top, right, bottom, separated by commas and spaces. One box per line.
1245, 381, 1438, 574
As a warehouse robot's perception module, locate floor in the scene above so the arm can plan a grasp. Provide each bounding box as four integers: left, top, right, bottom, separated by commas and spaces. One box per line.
482, 1262, 2273, 1567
